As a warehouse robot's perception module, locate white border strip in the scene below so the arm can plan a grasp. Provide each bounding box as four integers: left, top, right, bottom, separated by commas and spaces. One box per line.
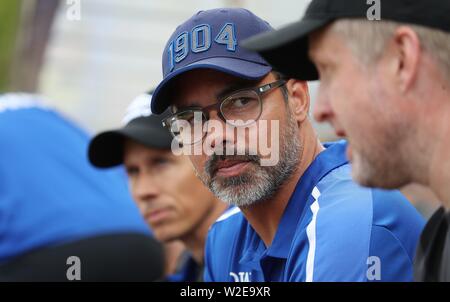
216, 206, 241, 222
0, 93, 49, 113
306, 186, 321, 282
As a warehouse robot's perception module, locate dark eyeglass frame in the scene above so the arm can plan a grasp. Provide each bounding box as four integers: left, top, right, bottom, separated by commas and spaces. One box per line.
162, 79, 286, 144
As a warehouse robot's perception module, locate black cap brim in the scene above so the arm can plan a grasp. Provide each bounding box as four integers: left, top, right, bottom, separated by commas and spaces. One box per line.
88, 124, 173, 168
242, 18, 331, 81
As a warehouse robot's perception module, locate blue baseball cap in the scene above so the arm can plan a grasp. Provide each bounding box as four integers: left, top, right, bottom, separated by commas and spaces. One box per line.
151, 8, 274, 114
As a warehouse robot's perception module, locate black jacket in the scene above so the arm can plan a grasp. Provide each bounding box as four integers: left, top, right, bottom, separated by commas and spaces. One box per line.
414, 207, 450, 281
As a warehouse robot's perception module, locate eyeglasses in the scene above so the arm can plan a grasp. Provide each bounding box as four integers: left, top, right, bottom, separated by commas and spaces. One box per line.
162, 79, 286, 145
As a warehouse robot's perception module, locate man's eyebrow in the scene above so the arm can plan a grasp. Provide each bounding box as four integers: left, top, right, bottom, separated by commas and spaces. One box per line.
173, 80, 258, 112
172, 103, 202, 112
216, 80, 256, 100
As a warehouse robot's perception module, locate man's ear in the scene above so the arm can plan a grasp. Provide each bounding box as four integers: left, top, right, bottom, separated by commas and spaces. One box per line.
390, 26, 421, 93
286, 79, 310, 123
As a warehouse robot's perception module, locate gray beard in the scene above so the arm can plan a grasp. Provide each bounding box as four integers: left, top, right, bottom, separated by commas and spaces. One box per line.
201, 114, 302, 207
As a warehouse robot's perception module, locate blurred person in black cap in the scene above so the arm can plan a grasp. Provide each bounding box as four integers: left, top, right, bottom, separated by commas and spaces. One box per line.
89, 92, 227, 281
0, 93, 163, 281
244, 0, 450, 281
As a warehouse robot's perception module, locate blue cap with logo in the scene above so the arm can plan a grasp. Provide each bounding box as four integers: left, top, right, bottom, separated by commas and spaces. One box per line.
151, 8, 274, 114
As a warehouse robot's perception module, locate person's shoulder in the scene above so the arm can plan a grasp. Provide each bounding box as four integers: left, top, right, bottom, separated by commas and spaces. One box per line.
315, 164, 424, 233
314, 164, 374, 213
206, 206, 246, 259
204, 206, 245, 281
286, 165, 374, 281
371, 188, 425, 228
208, 206, 244, 240
287, 164, 423, 281
369, 188, 425, 261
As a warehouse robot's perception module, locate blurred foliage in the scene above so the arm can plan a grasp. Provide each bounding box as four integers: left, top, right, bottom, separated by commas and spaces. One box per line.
0, 0, 22, 92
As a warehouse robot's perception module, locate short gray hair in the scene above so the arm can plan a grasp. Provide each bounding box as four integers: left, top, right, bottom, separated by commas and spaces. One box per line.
330, 19, 450, 82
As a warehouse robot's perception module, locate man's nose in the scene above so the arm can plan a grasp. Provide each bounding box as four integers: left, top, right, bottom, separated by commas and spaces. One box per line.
204, 110, 235, 152
313, 93, 334, 124
135, 174, 160, 203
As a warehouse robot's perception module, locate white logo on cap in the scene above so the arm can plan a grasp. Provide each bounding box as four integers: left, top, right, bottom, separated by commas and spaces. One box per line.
121, 93, 153, 125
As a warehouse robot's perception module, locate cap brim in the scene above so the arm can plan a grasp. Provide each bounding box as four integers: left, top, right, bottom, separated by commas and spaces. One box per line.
242, 18, 331, 81
88, 125, 173, 168
151, 57, 272, 114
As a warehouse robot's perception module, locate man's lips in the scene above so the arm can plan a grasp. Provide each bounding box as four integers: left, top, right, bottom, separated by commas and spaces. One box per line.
214, 160, 251, 177
145, 208, 172, 225
334, 128, 346, 137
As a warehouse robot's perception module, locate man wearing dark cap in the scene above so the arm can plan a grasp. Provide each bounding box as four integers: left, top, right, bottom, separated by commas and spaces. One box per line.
244, 0, 450, 281
89, 92, 227, 281
151, 8, 425, 281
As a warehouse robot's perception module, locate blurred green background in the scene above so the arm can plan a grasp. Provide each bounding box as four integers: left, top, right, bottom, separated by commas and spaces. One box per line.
0, 0, 22, 91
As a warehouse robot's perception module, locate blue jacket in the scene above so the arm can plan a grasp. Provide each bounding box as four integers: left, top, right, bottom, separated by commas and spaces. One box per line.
204, 141, 425, 281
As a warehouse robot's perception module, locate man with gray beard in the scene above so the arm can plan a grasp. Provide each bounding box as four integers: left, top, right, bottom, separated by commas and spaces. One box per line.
202, 100, 301, 207
150, 8, 424, 281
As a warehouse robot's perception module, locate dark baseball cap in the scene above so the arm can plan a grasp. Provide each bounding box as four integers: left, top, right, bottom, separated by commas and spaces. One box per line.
88, 92, 173, 168
151, 8, 274, 114
243, 0, 450, 81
